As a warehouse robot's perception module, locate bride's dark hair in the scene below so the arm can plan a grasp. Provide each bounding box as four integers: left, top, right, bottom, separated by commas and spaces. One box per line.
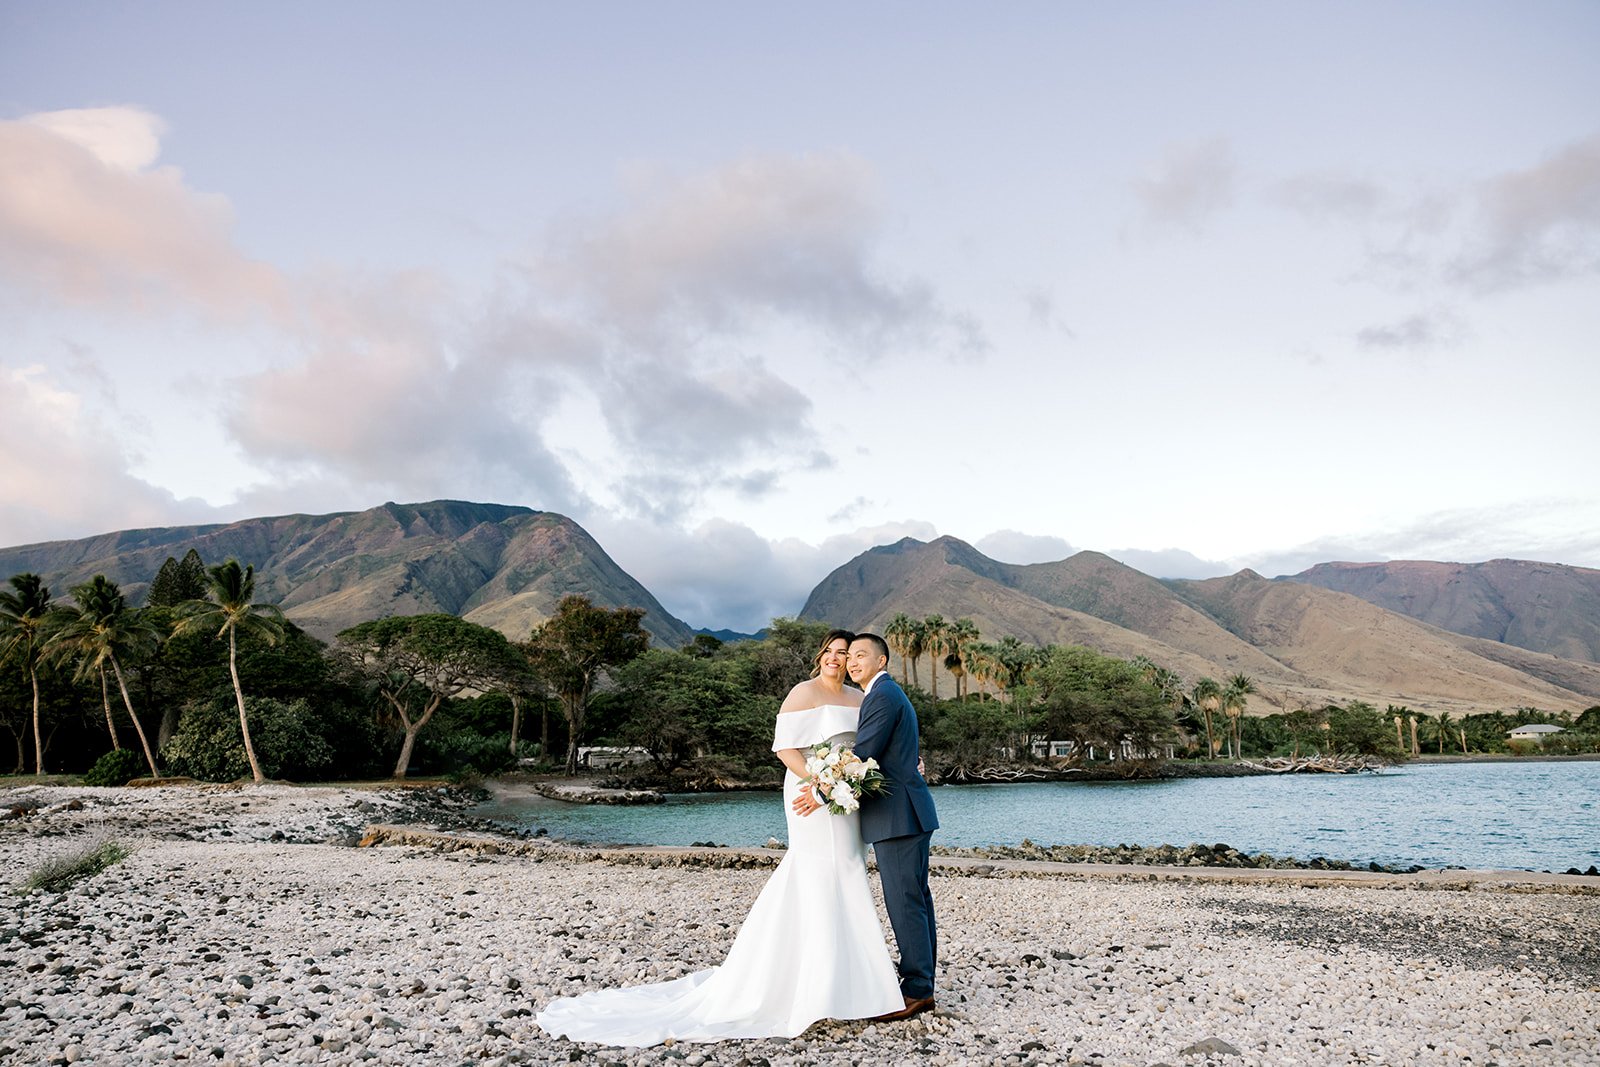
810, 628, 856, 678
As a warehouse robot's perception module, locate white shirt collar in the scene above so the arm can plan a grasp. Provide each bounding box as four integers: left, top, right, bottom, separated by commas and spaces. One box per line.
863, 670, 889, 694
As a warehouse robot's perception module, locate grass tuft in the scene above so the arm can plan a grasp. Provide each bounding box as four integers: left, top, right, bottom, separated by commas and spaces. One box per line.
17, 837, 133, 894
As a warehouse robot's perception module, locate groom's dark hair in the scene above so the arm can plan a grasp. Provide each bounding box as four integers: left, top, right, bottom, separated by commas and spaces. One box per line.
852, 632, 890, 666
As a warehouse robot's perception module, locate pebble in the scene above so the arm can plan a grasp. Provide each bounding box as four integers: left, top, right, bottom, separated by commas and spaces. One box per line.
2, 783, 1598, 1066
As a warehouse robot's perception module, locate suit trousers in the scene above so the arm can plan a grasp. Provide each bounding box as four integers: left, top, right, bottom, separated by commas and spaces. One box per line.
872, 831, 936, 999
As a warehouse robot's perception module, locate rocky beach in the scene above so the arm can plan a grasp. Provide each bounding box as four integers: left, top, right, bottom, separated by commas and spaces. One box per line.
2, 782, 1597, 1067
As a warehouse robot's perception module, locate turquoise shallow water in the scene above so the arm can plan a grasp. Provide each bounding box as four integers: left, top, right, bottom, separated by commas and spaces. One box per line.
473, 760, 1600, 872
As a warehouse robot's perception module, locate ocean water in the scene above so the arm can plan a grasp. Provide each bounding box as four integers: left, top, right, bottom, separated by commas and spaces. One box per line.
472, 760, 1600, 872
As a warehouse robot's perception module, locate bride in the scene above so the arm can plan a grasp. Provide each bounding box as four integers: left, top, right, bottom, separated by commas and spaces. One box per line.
535, 629, 905, 1046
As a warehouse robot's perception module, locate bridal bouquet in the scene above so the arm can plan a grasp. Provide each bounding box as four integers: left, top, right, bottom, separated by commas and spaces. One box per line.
805, 742, 887, 814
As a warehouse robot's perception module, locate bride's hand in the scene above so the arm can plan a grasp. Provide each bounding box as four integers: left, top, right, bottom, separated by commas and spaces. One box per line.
792, 781, 821, 817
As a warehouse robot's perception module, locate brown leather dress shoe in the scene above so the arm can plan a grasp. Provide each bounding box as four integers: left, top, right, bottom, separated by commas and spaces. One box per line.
872, 994, 936, 1022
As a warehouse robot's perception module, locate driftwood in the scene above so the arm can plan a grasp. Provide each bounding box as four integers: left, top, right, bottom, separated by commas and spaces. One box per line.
1238, 755, 1387, 774
939, 764, 1081, 783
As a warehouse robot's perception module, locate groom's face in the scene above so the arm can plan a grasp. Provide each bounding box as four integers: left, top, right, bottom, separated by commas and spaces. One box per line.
847, 639, 885, 684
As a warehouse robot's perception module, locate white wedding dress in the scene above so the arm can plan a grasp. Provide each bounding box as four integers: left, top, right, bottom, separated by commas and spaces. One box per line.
535, 704, 905, 1046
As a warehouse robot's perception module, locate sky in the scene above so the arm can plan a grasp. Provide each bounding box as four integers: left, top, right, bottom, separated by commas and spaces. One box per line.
2, 2, 1598, 632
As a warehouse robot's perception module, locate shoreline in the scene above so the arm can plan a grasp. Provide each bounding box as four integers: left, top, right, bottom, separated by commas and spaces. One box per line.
567, 752, 1600, 797
478, 775, 1600, 877
1408, 752, 1600, 764
2, 781, 1597, 1066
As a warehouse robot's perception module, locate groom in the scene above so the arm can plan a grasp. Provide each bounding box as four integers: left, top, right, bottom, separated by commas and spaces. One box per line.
844, 632, 939, 1019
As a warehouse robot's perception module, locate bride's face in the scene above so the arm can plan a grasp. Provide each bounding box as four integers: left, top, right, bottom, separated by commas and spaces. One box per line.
818, 638, 849, 680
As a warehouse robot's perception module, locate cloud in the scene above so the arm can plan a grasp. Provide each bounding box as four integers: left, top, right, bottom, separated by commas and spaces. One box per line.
1131, 137, 1236, 233
588, 515, 940, 632
227, 273, 585, 517
2, 108, 992, 591
1276, 134, 1600, 301
0, 107, 288, 316
1272, 172, 1387, 223
1106, 547, 1230, 580
972, 533, 1229, 578
1023, 288, 1076, 337
828, 497, 871, 524
583, 516, 792, 632
1240, 498, 1600, 577
975, 529, 1075, 565
508, 153, 986, 514
597, 355, 815, 470
5, 110, 982, 529
225, 151, 981, 525
24, 106, 164, 171
0, 362, 219, 546
531, 153, 971, 353
1447, 133, 1600, 293
1354, 308, 1465, 352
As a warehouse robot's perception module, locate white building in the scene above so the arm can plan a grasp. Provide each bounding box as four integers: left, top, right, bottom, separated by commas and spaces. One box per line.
577, 745, 651, 769
1507, 724, 1565, 743
1029, 738, 1176, 761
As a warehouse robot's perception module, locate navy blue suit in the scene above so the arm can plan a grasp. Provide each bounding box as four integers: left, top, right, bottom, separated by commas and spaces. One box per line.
852, 673, 938, 1000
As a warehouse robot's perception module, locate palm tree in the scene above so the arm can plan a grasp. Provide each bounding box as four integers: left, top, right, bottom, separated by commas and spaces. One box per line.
0, 574, 57, 774
922, 615, 948, 703
1434, 711, 1453, 755
1191, 677, 1222, 759
963, 641, 997, 700
47, 576, 162, 778
947, 618, 980, 698
905, 618, 926, 690
1151, 666, 1184, 709
174, 560, 285, 784
1223, 673, 1256, 759
993, 636, 1035, 704
884, 614, 916, 686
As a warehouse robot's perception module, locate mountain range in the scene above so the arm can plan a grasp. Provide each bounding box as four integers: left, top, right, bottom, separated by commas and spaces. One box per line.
0, 500, 695, 649
3, 500, 1597, 715
1285, 559, 1600, 665
798, 536, 1600, 715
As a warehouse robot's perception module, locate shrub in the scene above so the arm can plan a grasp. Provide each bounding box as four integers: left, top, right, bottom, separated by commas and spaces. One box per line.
162, 696, 337, 782
18, 837, 131, 894
83, 748, 148, 787
408, 728, 516, 778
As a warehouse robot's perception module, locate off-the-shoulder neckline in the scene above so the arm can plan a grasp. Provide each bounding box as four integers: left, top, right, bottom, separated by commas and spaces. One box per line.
778, 701, 863, 715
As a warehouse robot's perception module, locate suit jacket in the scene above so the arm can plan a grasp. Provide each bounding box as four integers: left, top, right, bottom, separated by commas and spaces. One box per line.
852, 674, 939, 843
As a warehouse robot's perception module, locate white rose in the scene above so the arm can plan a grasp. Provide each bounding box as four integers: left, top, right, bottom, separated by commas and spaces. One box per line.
835, 788, 860, 813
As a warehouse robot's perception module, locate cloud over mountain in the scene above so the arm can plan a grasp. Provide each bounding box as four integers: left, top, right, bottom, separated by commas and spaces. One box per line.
0, 107, 287, 316
2, 110, 982, 548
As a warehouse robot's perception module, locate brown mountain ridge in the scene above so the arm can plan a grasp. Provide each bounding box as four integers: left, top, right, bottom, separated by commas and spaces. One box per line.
0, 500, 696, 648
1285, 559, 1600, 664
802, 537, 1600, 715
5, 505, 1598, 715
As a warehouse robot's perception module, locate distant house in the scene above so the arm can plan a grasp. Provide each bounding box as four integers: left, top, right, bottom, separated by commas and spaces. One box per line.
1029, 738, 1176, 761
577, 745, 651, 769
1508, 724, 1565, 743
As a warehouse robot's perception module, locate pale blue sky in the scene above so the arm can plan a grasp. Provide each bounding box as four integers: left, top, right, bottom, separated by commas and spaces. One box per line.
3, 2, 1598, 629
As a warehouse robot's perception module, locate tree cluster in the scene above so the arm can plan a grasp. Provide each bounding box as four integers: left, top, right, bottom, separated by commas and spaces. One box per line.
6, 558, 1595, 786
